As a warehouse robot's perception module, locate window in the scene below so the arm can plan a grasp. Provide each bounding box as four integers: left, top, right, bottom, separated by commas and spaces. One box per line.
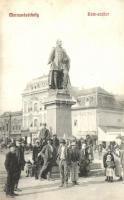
6, 124, 8, 131
34, 119, 38, 127
34, 103, 38, 112
24, 102, 27, 113
18, 125, 21, 130
74, 120, 77, 126
28, 103, 32, 112
30, 123, 33, 127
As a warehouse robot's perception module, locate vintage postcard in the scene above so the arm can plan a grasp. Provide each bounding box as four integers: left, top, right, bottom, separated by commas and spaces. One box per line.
0, 0, 124, 200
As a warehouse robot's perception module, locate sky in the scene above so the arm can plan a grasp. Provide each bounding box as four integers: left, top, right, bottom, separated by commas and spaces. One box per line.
0, 0, 124, 113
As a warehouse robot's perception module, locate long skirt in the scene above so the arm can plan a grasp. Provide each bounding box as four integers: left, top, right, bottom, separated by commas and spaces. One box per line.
106, 168, 114, 177
114, 156, 123, 177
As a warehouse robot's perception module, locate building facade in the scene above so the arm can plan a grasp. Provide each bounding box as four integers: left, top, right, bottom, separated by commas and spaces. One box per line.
0, 111, 22, 141
72, 87, 124, 142
1, 75, 124, 144
22, 75, 49, 143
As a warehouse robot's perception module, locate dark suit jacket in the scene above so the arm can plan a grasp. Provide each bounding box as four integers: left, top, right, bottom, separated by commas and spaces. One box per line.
5, 152, 19, 174
16, 146, 25, 170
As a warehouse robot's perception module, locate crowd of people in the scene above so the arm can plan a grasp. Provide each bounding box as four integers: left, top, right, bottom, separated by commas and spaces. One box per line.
4, 123, 94, 197
3, 123, 124, 198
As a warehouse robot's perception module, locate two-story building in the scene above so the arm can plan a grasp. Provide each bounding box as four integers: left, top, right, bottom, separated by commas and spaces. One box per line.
0, 111, 22, 142
72, 87, 124, 143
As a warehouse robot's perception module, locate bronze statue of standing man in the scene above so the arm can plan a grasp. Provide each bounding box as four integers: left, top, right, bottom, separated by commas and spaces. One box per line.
48, 39, 70, 89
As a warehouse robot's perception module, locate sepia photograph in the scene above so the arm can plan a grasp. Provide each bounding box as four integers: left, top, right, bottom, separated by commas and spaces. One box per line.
0, 0, 124, 200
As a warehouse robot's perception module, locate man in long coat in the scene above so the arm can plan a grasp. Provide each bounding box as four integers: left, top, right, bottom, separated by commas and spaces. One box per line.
4, 144, 19, 197
15, 139, 25, 191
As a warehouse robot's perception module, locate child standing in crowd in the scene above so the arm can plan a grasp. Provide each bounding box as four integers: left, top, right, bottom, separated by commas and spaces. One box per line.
105, 155, 115, 182
25, 160, 33, 177
103, 148, 115, 182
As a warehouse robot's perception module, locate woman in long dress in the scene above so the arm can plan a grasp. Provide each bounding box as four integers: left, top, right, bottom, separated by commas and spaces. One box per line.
113, 146, 123, 181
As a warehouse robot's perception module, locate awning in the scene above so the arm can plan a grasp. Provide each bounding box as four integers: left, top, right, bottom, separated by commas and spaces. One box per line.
98, 127, 124, 142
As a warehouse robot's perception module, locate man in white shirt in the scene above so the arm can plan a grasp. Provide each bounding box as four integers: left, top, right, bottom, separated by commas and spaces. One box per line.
58, 139, 70, 187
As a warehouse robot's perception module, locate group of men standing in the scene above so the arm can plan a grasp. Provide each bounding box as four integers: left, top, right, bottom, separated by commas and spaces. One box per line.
32, 137, 81, 187
32, 123, 90, 188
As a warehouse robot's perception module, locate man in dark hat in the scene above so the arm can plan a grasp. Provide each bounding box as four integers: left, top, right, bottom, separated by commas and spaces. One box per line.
14, 139, 25, 191
57, 139, 70, 187
68, 141, 80, 185
32, 140, 42, 179
52, 134, 59, 151
4, 144, 19, 197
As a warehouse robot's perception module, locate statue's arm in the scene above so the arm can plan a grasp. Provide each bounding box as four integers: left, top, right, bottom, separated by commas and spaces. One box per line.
63, 49, 70, 71
63, 49, 70, 62
48, 47, 55, 64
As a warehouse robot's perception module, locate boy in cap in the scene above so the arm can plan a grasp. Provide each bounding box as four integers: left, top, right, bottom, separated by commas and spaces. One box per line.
4, 144, 19, 197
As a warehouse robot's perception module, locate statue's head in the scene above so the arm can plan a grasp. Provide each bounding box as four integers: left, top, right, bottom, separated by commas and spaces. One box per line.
56, 39, 62, 47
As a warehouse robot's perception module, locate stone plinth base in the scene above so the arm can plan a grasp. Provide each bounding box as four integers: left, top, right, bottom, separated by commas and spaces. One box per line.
45, 89, 75, 138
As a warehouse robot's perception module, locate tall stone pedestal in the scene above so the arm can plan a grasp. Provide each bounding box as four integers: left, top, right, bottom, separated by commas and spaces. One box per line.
45, 90, 75, 138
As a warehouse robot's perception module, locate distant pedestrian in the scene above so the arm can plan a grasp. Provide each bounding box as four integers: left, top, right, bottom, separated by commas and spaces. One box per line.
113, 146, 123, 181
52, 134, 59, 151
25, 160, 33, 177
119, 138, 124, 183
98, 144, 103, 160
